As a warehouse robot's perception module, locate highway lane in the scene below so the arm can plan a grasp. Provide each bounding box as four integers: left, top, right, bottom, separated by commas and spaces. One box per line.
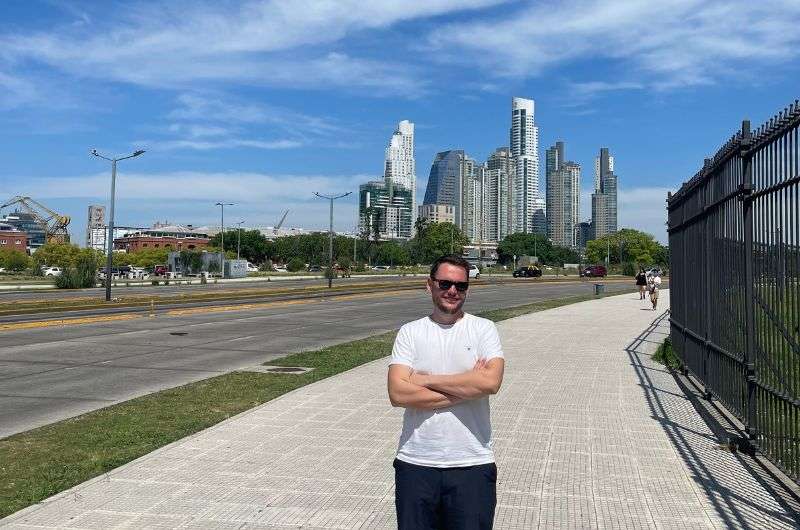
0, 280, 642, 437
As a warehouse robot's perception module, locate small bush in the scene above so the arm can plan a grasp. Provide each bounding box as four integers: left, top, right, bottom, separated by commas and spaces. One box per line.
653, 338, 681, 370
287, 257, 305, 272
54, 254, 97, 289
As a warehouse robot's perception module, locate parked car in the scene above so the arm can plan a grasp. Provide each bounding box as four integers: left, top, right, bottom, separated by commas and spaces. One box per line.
468, 264, 480, 279
647, 267, 663, 277
580, 265, 607, 278
246, 262, 259, 273
307, 265, 322, 272
273, 266, 288, 273
513, 265, 542, 278
42, 266, 63, 277
0, 267, 6, 273
372, 265, 390, 271
153, 265, 168, 276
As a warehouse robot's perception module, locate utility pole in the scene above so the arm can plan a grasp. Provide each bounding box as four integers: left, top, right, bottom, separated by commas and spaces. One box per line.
236, 220, 245, 260
215, 202, 234, 277
91, 148, 145, 302
314, 191, 352, 288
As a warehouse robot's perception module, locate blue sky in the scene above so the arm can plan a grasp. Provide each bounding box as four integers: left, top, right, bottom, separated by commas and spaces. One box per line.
1, 0, 799, 244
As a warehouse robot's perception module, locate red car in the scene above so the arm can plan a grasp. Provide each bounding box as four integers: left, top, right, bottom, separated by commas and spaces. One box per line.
153, 265, 168, 276
580, 265, 607, 278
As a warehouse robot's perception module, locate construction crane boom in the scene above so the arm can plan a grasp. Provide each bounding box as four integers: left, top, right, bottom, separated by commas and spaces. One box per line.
0, 196, 71, 244
273, 209, 289, 234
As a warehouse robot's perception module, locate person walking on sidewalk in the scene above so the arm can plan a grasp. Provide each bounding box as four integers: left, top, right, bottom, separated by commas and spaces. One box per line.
649, 273, 662, 310
388, 254, 505, 529
635, 268, 647, 300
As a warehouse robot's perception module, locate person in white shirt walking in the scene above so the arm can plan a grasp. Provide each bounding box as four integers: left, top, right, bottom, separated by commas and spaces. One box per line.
388, 254, 505, 529
649, 273, 662, 310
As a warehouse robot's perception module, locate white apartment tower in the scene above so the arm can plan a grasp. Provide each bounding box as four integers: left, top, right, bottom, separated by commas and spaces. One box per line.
510, 97, 544, 234
384, 120, 417, 231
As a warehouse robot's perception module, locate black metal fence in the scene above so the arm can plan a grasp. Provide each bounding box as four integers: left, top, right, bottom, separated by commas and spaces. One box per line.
668, 100, 800, 483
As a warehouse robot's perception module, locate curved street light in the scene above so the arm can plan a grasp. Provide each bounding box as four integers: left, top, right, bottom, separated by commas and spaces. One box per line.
91, 148, 146, 302
314, 191, 352, 288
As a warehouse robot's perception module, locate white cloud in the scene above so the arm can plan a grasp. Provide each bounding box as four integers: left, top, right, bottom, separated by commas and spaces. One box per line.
2, 0, 505, 96
427, 0, 800, 89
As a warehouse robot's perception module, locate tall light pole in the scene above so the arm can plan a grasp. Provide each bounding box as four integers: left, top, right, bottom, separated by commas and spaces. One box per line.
91, 148, 145, 302
314, 191, 352, 288
236, 220, 245, 260
215, 202, 234, 277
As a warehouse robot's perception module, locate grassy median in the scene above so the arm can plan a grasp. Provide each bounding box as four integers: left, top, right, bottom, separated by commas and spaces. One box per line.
1, 291, 618, 518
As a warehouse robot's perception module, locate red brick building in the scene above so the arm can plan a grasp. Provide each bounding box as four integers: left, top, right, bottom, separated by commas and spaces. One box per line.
113, 225, 210, 253
0, 223, 28, 253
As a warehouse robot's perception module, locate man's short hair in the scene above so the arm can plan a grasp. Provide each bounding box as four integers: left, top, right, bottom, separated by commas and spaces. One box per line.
430, 254, 470, 279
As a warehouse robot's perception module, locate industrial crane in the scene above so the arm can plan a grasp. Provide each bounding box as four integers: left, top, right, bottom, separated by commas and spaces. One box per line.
273, 209, 289, 234
0, 196, 71, 243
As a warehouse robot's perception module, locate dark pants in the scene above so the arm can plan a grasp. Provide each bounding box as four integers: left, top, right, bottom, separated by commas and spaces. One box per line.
394, 458, 497, 530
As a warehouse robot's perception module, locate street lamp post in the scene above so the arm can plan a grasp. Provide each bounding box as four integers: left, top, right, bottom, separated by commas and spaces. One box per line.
236, 220, 245, 260
314, 191, 352, 288
215, 202, 234, 278
91, 148, 145, 302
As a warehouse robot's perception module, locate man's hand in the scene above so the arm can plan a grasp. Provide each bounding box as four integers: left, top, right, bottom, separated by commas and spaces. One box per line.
411, 358, 504, 400
388, 365, 463, 410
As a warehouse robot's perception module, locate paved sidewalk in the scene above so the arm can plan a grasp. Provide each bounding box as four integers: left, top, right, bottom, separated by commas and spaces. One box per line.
4, 292, 799, 529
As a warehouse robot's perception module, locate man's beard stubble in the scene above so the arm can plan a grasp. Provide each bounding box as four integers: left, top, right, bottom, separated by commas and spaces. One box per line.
435, 297, 465, 315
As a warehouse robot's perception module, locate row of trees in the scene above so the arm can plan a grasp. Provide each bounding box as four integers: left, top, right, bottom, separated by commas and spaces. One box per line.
2, 225, 668, 279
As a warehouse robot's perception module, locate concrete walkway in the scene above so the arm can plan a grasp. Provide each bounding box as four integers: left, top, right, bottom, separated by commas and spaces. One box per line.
4, 292, 799, 529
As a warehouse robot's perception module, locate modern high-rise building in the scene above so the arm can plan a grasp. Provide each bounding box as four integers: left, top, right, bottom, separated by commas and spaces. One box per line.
591, 147, 619, 239
423, 150, 472, 230
462, 162, 485, 243
576, 221, 593, 249
510, 97, 544, 234
484, 147, 514, 242
594, 152, 614, 192
384, 120, 416, 232
359, 178, 413, 241
545, 141, 581, 248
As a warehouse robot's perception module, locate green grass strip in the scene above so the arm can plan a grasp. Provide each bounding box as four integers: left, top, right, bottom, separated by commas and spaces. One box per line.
0, 291, 619, 518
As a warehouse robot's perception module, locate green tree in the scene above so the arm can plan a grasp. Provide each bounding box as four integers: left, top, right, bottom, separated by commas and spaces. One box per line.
375, 241, 410, 267
407, 222, 468, 264
585, 228, 668, 266
0, 249, 31, 272
32, 243, 81, 268
55, 252, 98, 289
209, 229, 269, 264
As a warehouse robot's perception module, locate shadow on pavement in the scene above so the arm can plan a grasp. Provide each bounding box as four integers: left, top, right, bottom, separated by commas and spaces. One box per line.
625, 311, 800, 528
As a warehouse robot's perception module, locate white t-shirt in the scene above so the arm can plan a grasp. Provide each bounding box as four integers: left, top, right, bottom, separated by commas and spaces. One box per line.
390, 313, 504, 467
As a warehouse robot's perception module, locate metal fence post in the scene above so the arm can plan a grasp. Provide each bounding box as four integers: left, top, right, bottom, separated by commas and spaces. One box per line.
740, 119, 758, 449
703, 159, 713, 399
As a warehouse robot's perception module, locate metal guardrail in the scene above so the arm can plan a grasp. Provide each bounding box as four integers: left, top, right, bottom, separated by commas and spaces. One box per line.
668, 98, 800, 483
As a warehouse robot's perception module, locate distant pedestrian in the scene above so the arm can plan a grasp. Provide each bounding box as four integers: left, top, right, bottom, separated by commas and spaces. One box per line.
388, 254, 505, 529
649, 273, 662, 310
635, 268, 647, 300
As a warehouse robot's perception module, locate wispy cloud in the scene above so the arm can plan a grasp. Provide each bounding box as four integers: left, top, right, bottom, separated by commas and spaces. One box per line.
2, 0, 505, 97
427, 0, 800, 90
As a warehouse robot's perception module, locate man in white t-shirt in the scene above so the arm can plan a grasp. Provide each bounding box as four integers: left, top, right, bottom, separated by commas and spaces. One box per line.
388, 254, 505, 529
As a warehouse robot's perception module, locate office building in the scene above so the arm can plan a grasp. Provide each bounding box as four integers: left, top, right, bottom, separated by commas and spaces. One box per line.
359, 178, 413, 240
591, 147, 619, 239
510, 97, 544, 234
546, 141, 581, 248
113, 225, 211, 253
423, 150, 472, 230
384, 120, 416, 233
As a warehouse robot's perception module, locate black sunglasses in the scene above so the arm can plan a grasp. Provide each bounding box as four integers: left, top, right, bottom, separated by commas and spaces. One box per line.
432, 278, 469, 292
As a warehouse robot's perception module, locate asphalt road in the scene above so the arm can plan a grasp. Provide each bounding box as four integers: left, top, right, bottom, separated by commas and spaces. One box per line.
0, 280, 641, 438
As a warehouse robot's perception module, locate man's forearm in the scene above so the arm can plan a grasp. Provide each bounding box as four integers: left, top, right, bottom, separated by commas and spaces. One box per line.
415, 371, 499, 400
389, 381, 463, 410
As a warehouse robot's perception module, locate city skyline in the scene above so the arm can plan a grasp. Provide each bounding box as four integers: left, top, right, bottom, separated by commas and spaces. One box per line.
2, 1, 799, 244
